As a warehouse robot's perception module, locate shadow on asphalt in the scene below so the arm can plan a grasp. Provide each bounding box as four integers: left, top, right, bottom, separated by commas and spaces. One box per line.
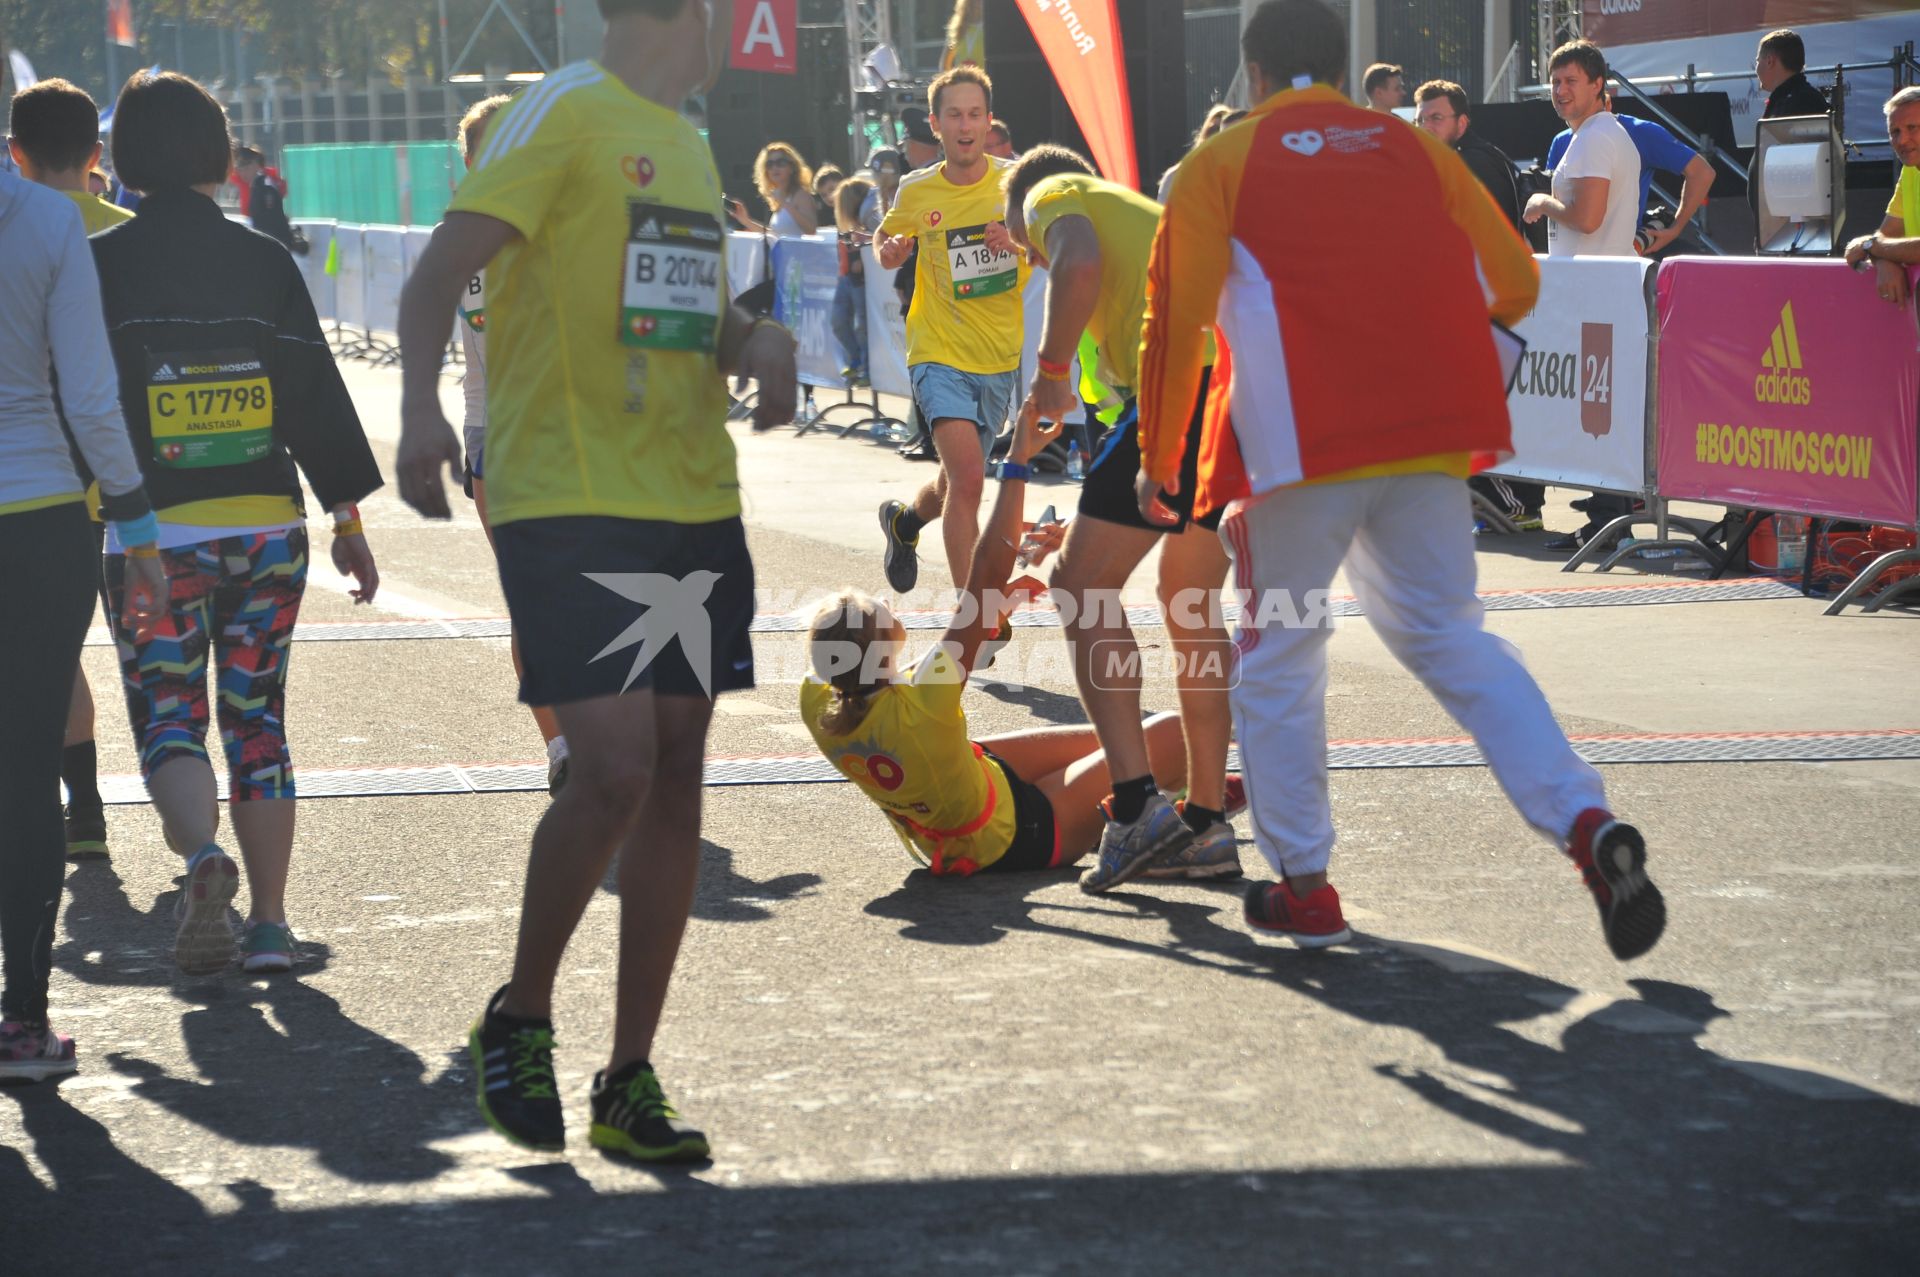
598, 840, 822, 923
98, 979, 461, 1185
55, 863, 335, 985
12, 873, 1917, 1272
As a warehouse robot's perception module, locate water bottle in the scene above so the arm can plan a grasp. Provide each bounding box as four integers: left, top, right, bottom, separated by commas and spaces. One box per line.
1776, 516, 1809, 573
1066, 440, 1085, 482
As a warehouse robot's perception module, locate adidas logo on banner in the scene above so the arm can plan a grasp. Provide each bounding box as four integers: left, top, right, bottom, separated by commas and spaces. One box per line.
152, 364, 178, 381
1754, 301, 1811, 405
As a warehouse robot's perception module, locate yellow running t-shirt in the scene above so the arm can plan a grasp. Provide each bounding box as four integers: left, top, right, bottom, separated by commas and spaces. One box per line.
448, 62, 737, 527
1021, 174, 1162, 394
799, 645, 1018, 874
879, 157, 1027, 374
65, 190, 133, 236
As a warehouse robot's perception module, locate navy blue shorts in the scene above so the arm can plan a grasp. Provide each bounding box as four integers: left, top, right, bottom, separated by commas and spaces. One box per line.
492, 515, 756, 707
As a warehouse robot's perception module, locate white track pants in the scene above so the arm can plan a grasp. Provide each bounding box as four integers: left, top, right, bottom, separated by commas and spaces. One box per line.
1218, 472, 1606, 879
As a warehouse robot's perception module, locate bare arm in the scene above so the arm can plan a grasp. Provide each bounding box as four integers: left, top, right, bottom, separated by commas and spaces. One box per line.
1024, 215, 1102, 422
1524, 176, 1609, 234
396, 212, 520, 518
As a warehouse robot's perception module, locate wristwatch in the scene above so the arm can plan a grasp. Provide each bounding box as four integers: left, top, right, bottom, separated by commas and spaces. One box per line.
1861, 233, 1882, 260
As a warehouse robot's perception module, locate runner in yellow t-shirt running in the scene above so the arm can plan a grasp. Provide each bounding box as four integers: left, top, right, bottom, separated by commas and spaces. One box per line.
393, 0, 797, 1167
874, 65, 1027, 600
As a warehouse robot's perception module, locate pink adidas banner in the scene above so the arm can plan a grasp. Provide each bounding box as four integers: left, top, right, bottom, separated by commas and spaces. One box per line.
1656, 258, 1920, 529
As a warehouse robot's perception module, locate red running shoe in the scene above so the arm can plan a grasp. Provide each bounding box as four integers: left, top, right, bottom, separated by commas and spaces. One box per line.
1222, 774, 1247, 821
1566, 808, 1666, 961
1244, 880, 1351, 947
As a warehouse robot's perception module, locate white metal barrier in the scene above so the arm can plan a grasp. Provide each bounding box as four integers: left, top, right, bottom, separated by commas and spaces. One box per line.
1494, 255, 1656, 497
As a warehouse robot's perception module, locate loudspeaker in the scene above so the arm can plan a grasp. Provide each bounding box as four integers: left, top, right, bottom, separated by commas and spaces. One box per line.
982, 0, 1187, 194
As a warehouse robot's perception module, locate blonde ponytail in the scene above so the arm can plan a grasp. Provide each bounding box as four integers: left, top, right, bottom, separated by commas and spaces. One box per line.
808, 590, 897, 737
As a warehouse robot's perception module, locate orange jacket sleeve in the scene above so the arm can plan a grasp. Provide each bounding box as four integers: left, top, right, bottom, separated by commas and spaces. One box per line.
1138, 128, 1247, 488
1415, 128, 1539, 328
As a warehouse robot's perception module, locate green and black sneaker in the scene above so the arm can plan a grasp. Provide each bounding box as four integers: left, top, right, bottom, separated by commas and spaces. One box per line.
589, 1061, 710, 1163
65, 803, 109, 861
468, 985, 564, 1152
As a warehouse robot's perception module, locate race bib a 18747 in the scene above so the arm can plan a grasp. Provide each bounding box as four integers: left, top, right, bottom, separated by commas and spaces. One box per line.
620, 204, 723, 351
146, 349, 274, 469
946, 223, 1018, 301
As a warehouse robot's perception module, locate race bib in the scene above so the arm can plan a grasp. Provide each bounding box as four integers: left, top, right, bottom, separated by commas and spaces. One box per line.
459, 274, 486, 334
620, 204, 723, 351
146, 349, 274, 469
945, 223, 1017, 301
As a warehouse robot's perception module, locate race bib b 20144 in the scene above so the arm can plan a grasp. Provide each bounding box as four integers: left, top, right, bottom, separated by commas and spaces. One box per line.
621, 204, 723, 351
946, 223, 1018, 301
146, 349, 274, 469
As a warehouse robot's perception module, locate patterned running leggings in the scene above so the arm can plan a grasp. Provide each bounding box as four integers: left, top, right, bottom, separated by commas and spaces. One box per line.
103, 528, 308, 802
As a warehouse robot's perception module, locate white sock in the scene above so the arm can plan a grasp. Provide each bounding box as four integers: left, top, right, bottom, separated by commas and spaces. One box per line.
547, 736, 569, 764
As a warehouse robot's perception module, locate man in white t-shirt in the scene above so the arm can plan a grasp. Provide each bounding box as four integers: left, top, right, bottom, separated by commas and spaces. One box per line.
1525, 40, 1640, 258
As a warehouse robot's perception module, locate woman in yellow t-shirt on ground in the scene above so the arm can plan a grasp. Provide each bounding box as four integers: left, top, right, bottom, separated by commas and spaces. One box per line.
802, 408, 1203, 876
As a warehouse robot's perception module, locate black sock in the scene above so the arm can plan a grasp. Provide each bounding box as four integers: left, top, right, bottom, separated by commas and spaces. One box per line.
1182, 803, 1223, 834
62, 741, 100, 810
1109, 774, 1157, 825
895, 506, 927, 541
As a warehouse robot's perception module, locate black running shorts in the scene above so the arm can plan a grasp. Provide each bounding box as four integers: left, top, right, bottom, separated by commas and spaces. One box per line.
492, 515, 756, 707
1077, 366, 1221, 534
978, 748, 1062, 873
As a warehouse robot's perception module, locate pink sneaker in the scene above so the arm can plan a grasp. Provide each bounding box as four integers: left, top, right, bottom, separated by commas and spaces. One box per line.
0, 1020, 78, 1083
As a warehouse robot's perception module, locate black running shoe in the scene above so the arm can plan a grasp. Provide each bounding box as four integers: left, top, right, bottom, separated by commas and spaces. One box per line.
1565, 809, 1666, 961
879, 499, 920, 593
468, 985, 564, 1152
589, 1061, 710, 1163
64, 804, 108, 861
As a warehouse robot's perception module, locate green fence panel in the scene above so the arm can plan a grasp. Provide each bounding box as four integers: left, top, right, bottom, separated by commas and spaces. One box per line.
406, 144, 461, 227
285, 142, 460, 228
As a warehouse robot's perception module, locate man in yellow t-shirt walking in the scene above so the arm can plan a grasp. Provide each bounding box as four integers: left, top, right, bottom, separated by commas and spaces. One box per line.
874, 65, 1027, 596
394, 0, 797, 1165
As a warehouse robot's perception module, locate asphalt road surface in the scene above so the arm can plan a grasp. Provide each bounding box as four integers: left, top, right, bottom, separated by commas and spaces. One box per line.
5, 362, 1918, 1275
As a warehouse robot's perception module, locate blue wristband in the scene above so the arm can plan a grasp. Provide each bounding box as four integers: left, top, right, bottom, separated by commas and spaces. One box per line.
114, 511, 159, 548
999, 461, 1031, 482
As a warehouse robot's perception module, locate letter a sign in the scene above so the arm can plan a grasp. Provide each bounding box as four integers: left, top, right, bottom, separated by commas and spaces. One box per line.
731, 0, 798, 75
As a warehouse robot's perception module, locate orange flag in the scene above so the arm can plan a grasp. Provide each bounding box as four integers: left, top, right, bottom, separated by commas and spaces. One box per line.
1017, 0, 1136, 191
107, 0, 137, 48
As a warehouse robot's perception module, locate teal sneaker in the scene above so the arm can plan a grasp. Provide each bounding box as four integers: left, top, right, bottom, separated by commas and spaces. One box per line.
240, 921, 296, 973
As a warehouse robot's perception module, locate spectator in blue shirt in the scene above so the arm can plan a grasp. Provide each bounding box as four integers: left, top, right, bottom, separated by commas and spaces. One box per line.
1548, 91, 1716, 254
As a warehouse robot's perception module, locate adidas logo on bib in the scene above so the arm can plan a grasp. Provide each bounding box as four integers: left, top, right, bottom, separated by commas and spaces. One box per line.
153, 364, 178, 381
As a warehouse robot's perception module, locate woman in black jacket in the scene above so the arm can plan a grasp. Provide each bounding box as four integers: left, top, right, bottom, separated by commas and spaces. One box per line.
92, 71, 383, 977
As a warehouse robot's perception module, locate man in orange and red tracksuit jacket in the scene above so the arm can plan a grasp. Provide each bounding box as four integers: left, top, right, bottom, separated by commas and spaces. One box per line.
1137, 0, 1666, 962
